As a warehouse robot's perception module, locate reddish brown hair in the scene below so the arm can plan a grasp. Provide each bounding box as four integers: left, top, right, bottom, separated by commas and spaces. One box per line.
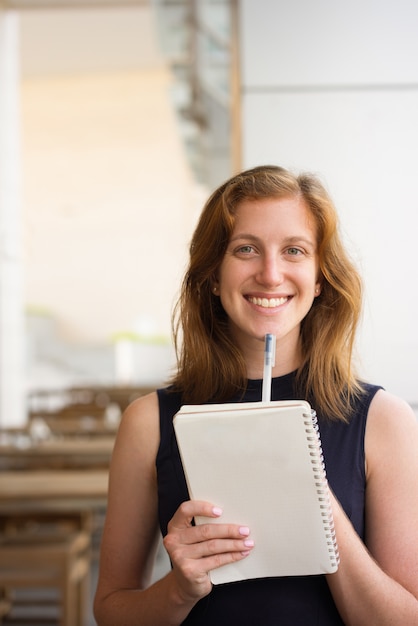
170, 165, 363, 420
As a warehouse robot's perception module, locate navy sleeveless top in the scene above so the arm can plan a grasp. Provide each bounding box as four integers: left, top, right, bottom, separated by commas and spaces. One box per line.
156, 372, 382, 625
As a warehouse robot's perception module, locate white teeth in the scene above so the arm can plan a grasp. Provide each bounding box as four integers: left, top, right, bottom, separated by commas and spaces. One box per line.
248, 296, 288, 308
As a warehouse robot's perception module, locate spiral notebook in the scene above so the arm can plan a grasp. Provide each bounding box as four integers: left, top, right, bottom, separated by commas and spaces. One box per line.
173, 400, 339, 584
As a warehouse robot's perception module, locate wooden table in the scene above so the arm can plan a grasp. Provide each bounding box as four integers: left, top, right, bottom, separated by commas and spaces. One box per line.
0, 469, 109, 515
0, 436, 115, 470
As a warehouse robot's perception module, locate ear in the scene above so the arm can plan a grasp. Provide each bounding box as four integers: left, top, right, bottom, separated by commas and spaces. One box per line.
211, 277, 220, 295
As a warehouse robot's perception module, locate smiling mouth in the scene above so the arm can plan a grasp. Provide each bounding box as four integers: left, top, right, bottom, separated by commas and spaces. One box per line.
247, 296, 289, 308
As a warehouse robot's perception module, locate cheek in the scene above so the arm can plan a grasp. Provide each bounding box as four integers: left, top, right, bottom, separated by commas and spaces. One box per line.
293, 264, 317, 285
217, 258, 239, 288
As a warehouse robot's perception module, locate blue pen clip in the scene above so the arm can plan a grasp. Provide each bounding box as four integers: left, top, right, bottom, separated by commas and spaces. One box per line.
262, 333, 276, 402
265, 333, 276, 367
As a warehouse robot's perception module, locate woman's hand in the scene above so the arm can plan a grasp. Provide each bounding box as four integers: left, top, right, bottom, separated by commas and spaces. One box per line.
163, 500, 254, 603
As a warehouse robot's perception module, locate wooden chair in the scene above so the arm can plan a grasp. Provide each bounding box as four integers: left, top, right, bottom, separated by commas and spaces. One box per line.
0, 522, 91, 626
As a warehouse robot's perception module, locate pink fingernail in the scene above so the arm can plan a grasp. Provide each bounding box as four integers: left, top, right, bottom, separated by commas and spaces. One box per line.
239, 526, 250, 536
244, 539, 254, 548
212, 506, 223, 516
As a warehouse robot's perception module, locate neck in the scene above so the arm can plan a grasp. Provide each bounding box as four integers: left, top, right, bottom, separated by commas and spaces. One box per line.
244, 335, 302, 380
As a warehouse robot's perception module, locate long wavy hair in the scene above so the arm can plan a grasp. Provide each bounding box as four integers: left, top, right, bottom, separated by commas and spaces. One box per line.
170, 165, 363, 421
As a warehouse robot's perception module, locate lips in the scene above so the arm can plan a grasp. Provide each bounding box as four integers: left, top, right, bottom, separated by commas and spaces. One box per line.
247, 296, 288, 308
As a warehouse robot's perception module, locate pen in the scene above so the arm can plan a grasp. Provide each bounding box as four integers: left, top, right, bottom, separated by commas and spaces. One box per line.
262, 333, 276, 402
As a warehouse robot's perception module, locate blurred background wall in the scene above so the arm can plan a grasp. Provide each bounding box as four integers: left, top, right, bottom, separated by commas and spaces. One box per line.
1, 0, 418, 426
239, 0, 418, 404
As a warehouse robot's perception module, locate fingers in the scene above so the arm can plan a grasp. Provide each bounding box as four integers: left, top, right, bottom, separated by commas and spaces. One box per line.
163, 500, 255, 601
164, 500, 254, 573
193, 519, 252, 546
167, 500, 224, 529
170, 523, 254, 558
166, 500, 253, 553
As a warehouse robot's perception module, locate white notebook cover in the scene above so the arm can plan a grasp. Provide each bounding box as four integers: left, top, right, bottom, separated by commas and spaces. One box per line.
173, 400, 339, 585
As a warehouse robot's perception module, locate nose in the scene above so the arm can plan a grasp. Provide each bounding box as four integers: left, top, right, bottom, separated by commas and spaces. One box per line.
256, 253, 284, 287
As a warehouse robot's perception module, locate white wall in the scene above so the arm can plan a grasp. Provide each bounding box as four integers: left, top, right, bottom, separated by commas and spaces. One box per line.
239, 0, 418, 403
11, 5, 208, 399
20, 6, 163, 78
0, 10, 26, 426
20, 7, 201, 346
22, 69, 196, 343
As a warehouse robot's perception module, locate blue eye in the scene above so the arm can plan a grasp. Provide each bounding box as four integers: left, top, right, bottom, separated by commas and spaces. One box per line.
287, 247, 302, 256
237, 245, 254, 254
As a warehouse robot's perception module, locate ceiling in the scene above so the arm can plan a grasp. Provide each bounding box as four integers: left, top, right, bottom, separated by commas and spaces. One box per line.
15, 2, 166, 78
7, 0, 232, 188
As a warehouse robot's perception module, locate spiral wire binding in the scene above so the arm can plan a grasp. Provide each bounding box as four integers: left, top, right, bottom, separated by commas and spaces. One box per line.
303, 409, 340, 569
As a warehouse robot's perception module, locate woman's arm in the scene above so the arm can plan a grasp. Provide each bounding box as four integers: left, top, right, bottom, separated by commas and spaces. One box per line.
93, 392, 254, 626
327, 390, 418, 625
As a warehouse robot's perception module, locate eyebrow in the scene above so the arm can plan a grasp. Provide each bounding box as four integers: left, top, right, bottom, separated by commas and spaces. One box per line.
229, 233, 317, 250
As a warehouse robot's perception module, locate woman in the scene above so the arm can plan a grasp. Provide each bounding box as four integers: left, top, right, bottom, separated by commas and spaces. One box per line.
94, 165, 418, 625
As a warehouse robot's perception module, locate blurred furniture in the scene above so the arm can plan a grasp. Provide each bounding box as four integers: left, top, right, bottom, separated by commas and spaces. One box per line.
0, 589, 11, 622
0, 470, 108, 624
28, 384, 156, 414
26, 384, 157, 438
0, 434, 115, 471
69, 384, 155, 411
0, 468, 109, 553
0, 469, 109, 516
28, 404, 117, 438
0, 514, 91, 626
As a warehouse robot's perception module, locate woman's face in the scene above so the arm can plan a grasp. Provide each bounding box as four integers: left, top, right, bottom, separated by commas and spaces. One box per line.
216, 195, 321, 358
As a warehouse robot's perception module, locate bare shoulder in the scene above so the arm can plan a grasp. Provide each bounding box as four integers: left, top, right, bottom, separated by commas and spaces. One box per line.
114, 391, 160, 458
368, 386, 416, 419
107, 390, 161, 510
366, 388, 418, 472
365, 388, 418, 479
364, 390, 418, 594
96, 391, 163, 595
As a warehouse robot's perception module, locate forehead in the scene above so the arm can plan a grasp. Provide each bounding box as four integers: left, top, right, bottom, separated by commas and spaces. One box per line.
230, 196, 317, 238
